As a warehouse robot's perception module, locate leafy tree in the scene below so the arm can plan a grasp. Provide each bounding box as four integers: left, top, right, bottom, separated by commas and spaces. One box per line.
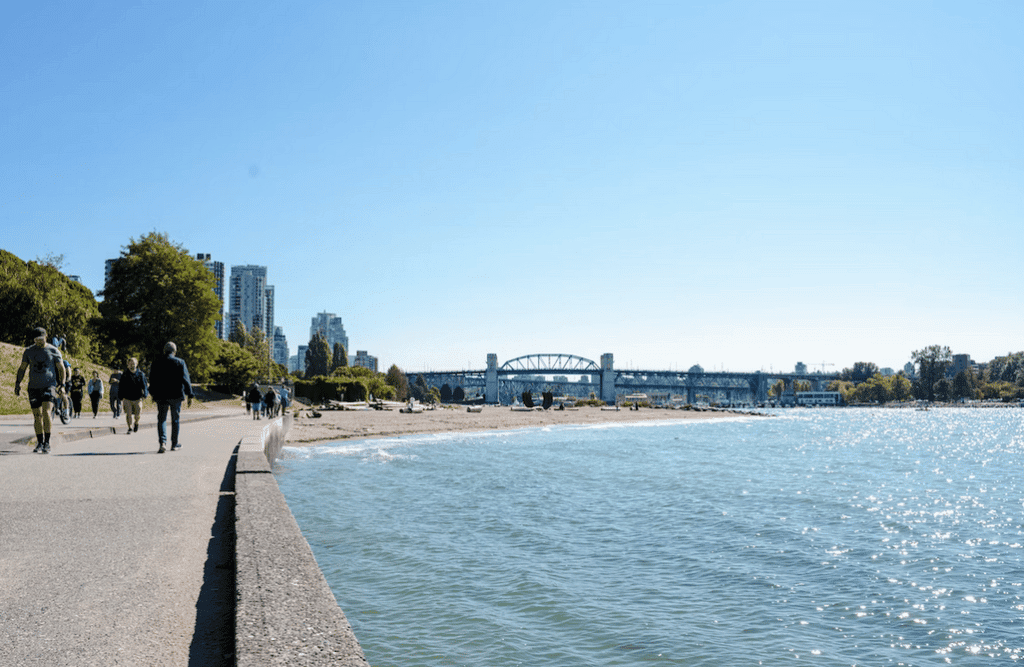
453, 386, 465, 402
208, 339, 262, 394
890, 374, 914, 402
411, 374, 430, 402
0, 249, 101, 359
440, 384, 453, 403
933, 377, 953, 402
229, 320, 252, 348
911, 345, 953, 401
951, 370, 978, 402
331, 342, 348, 371
99, 233, 221, 379
384, 364, 409, 401
840, 362, 880, 384
305, 332, 331, 378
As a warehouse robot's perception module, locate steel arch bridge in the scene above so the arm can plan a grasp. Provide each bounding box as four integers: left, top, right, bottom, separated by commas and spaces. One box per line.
499, 353, 600, 375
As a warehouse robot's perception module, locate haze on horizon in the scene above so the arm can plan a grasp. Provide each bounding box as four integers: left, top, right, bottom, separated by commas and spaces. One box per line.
2, 1, 1021, 375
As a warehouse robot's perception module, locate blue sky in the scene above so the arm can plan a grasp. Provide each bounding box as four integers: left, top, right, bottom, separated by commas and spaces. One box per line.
2, 1, 1021, 374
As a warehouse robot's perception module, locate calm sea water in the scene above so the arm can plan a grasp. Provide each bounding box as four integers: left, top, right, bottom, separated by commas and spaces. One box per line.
276, 409, 1024, 666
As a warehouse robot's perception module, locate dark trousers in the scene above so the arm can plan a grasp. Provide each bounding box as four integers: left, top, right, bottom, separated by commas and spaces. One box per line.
156, 399, 183, 445
90, 392, 101, 416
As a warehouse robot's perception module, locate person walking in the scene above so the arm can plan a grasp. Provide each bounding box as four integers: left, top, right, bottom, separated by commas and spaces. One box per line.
246, 384, 263, 420
264, 386, 278, 418
148, 342, 193, 453
14, 327, 67, 453
108, 368, 122, 418
69, 367, 86, 418
87, 370, 104, 418
120, 357, 148, 434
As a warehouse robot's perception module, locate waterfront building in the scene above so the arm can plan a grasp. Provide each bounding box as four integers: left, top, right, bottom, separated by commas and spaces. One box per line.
272, 326, 289, 368
949, 354, 975, 378
228, 265, 274, 339
795, 391, 842, 406
197, 254, 225, 339
353, 350, 378, 373
309, 312, 349, 355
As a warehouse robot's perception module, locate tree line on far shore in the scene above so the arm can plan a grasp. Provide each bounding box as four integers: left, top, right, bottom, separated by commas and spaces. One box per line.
770, 346, 1024, 405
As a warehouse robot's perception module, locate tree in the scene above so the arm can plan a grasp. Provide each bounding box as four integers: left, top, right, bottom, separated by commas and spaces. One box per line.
453, 386, 465, 402
440, 384, 452, 403
305, 332, 331, 378
911, 345, 953, 401
890, 374, 913, 402
411, 374, 430, 402
384, 364, 409, 401
840, 362, 880, 384
99, 233, 221, 379
208, 339, 262, 394
331, 342, 348, 371
952, 370, 976, 402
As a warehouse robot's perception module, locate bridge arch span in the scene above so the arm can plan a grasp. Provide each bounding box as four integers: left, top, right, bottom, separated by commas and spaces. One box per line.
499, 353, 600, 374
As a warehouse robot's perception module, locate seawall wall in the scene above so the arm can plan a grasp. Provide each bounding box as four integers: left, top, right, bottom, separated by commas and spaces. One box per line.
234, 414, 368, 666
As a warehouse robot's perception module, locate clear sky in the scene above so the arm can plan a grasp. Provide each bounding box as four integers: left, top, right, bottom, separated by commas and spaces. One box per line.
3, 1, 1021, 374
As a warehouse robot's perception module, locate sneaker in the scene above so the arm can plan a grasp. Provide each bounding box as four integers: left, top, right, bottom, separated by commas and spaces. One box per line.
171, 443, 182, 451
41, 443, 50, 454
33, 443, 43, 454
133, 424, 138, 433
158, 444, 166, 454
127, 427, 132, 434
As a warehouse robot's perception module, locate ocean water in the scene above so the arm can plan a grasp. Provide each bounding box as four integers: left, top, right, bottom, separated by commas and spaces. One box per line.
276, 409, 1024, 666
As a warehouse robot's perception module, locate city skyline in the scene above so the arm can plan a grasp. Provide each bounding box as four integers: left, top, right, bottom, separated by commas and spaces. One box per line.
3, 2, 1022, 374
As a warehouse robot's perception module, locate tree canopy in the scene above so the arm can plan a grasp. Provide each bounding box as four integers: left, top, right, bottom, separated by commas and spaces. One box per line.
99, 232, 221, 379
384, 364, 409, 401
0, 249, 100, 359
305, 332, 331, 377
912, 345, 953, 402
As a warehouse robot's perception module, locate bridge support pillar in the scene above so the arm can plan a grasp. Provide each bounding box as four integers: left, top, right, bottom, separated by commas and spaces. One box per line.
485, 354, 498, 404
600, 353, 616, 405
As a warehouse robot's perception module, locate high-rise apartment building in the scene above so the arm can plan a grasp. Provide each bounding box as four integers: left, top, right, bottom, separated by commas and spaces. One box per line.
309, 312, 349, 355
197, 254, 225, 339
272, 326, 289, 368
353, 350, 378, 373
228, 265, 274, 339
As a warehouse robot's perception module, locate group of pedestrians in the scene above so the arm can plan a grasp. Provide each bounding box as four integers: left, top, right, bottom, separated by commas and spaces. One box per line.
245, 383, 288, 419
14, 327, 194, 454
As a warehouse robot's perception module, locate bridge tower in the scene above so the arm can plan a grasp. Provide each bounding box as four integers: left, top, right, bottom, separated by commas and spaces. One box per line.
600, 353, 616, 405
485, 353, 498, 404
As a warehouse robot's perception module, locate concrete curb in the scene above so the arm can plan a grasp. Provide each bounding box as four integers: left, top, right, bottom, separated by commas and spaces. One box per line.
234, 414, 368, 666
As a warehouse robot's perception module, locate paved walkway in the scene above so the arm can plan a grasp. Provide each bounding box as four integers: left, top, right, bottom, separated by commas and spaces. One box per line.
0, 405, 270, 666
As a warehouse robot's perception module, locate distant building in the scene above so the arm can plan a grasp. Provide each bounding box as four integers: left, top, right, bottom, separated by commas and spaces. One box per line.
288, 354, 301, 373
296, 345, 309, 373
880, 368, 895, 377
904, 362, 916, 378
309, 312, 349, 354
949, 354, 975, 378
104, 258, 117, 290
197, 254, 225, 339
272, 326, 289, 367
228, 265, 274, 339
353, 350, 378, 373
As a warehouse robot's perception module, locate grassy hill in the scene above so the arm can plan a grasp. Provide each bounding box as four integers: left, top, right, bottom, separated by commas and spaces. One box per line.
0, 341, 119, 415
0, 341, 237, 415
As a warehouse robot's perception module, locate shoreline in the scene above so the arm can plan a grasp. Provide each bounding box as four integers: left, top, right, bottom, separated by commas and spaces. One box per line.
284, 405, 756, 446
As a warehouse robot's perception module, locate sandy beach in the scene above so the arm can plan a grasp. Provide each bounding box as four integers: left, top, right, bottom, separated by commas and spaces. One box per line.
285, 405, 754, 445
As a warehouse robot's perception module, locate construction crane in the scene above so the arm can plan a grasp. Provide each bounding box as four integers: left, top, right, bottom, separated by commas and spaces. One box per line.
817, 362, 835, 374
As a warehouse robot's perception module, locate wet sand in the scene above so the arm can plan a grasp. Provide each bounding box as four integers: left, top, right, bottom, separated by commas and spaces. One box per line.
285, 404, 750, 445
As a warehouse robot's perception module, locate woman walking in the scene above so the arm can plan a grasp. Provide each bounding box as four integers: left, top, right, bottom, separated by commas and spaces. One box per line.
69, 367, 86, 418
87, 370, 104, 418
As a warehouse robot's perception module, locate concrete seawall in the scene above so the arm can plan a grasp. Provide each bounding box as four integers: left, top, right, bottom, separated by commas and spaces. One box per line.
234, 414, 368, 666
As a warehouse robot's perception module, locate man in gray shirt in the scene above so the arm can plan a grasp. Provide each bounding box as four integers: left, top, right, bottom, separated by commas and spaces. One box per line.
15, 327, 67, 453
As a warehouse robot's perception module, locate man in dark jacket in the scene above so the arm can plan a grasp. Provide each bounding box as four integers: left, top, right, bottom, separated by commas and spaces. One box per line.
149, 341, 194, 453
119, 357, 148, 434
